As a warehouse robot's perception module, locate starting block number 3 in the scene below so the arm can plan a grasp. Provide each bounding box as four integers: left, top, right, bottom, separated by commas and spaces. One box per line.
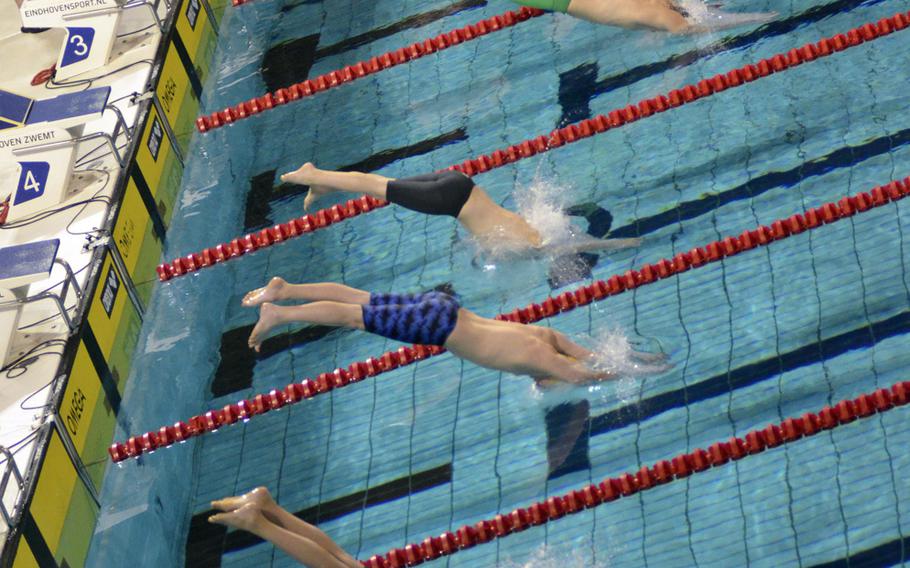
62, 27, 95, 67
15, 161, 49, 205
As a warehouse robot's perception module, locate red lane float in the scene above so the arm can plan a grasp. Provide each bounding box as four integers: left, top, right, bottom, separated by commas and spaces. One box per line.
161, 10, 910, 283
359, 381, 910, 566
196, 7, 546, 131
112, 176, 910, 462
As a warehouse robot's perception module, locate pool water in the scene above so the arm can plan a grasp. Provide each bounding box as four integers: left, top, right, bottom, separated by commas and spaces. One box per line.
88, 0, 910, 566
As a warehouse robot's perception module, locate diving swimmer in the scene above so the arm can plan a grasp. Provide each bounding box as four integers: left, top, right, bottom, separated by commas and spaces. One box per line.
244, 278, 665, 386
282, 163, 641, 256
510, 0, 777, 33
209, 487, 360, 568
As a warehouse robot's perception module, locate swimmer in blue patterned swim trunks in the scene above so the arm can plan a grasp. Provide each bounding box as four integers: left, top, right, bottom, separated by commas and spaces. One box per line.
510, 0, 776, 33
243, 277, 644, 386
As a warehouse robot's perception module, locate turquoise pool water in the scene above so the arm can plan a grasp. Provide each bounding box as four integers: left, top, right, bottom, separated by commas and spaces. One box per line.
89, 0, 910, 566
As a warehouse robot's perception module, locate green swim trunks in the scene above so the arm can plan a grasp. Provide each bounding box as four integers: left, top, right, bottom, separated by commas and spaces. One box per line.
512, 0, 572, 13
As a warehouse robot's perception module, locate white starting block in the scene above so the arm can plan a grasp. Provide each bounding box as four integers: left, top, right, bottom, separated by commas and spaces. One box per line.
0, 86, 133, 223
0, 125, 76, 222
18, 0, 122, 81
0, 239, 82, 370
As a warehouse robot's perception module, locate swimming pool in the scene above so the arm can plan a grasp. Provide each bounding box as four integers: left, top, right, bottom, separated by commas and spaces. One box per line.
88, 0, 910, 566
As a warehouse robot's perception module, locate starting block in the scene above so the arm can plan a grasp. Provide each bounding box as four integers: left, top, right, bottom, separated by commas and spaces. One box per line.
18, 0, 122, 81
0, 86, 133, 223
0, 238, 82, 369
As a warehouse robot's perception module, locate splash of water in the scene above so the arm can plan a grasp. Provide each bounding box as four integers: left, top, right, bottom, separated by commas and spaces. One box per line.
677, 0, 778, 31
525, 327, 671, 407
589, 327, 671, 379
514, 175, 577, 248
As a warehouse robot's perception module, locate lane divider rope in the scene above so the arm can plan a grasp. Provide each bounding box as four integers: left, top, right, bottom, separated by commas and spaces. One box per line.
194, 7, 546, 131
360, 380, 910, 567
159, 11, 910, 283
112, 175, 910, 462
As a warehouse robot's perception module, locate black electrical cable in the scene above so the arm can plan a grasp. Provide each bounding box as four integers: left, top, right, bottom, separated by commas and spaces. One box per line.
44, 59, 154, 92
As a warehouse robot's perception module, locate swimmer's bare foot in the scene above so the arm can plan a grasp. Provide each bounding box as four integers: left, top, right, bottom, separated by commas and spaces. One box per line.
209, 502, 266, 534
212, 486, 276, 514
243, 277, 287, 307
280, 163, 333, 210
249, 303, 283, 352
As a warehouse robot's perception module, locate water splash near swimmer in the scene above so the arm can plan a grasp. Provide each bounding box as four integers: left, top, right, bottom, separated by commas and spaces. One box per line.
677, 0, 778, 32
587, 327, 672, 404
514, 174, 577, 249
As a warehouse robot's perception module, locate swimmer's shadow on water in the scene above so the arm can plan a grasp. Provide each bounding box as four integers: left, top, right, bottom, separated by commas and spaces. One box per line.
547, 202, 614, 289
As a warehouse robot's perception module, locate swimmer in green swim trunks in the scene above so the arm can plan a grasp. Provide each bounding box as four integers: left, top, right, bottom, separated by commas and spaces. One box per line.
512, 0, 776, 33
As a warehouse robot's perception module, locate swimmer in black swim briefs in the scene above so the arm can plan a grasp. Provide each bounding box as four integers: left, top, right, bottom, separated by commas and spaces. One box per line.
243, 277, 663, 386
281, 162, 641, 256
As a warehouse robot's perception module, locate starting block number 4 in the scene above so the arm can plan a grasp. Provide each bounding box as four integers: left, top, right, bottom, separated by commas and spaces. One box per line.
15, 161, 49, 206
62, 27, 95, 67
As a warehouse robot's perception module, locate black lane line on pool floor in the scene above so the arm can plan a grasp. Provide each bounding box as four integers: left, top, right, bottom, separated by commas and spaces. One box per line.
184, 464, 453, 566
244, 128, 468, 230
211, 283, 459, 397
810, 533, 909, 568
261, 0, 488, 93
556, 0, 884, 123
585, 310, 910, 441
211, 324, 346, 397
546, 311, 909, 481
311, 0, 488, 60
607, 125, 910, 240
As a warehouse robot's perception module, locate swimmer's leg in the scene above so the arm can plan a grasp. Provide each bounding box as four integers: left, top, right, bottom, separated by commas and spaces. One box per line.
212, 488, 358, 567
243, 277, 370, 307
209, 503, 359, 568
280, 163, 392, 210
248, 301, 364, 351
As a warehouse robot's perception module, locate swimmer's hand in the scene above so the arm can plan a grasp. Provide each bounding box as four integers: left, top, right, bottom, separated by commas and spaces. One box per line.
684, 9, 778, 33
533, 368, 617, 390
545, 237, 642, 255
631, 350, 669, 364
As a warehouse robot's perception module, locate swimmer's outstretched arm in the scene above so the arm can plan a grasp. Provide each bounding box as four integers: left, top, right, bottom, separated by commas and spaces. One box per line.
562, 0, 776, 33
553, 237, 642, 254
210, 489, 359, 568
510, 329, 613, 384
533, 352, 616, 385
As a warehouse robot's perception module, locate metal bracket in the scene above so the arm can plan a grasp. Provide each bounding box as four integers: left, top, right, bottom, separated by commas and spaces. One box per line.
0, 446, 25, 528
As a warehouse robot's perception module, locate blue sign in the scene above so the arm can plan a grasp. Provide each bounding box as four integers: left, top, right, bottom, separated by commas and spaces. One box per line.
0, 239, 59, 283
61, 27, 95, 67
101, 264, 120, 316
15, 161, 49, 205
185, 0, 200, 29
